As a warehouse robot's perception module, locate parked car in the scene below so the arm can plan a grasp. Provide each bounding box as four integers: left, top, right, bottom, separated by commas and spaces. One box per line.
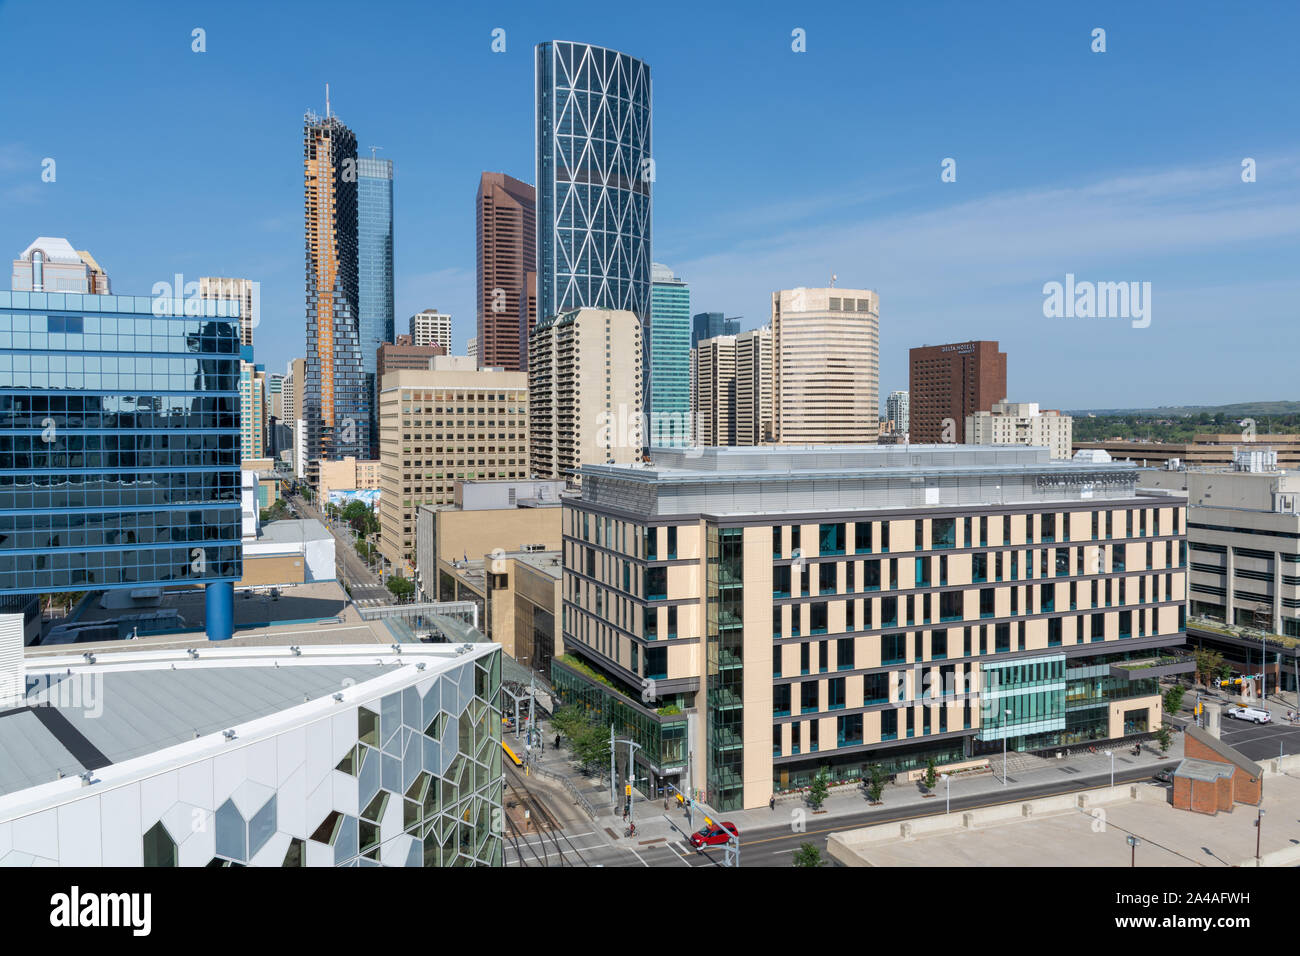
689, 822, 739, 850
1227, 706, 1271, 724
1153, 768, 1174, 784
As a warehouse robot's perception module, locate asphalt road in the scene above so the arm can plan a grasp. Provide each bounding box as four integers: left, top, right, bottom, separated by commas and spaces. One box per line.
534, 760, 1181, 868
288, 495, 391, 604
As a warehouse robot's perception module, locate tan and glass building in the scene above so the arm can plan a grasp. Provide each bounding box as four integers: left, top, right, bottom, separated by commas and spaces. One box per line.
528, 307, 643, 482
377, 363, 529, 572
772, 287, 879, 444
557, 445, 1187, 810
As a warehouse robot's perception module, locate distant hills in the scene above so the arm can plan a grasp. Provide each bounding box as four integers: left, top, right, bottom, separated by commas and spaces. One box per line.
1067, 401, 1300, 418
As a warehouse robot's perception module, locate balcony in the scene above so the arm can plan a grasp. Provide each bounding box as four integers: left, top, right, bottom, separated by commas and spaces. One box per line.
1107, 654, 1196, 681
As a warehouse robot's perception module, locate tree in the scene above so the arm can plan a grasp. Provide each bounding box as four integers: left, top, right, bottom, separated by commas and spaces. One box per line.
1163, 684, 1186, 714
923, 756, 938, 791
866, 764, 886, 803
792, 842, 825, 867
807, 771, 829, 810
386, 577, 415, 602
1194, 648, 1224, 688
1154, 723, 1173, 754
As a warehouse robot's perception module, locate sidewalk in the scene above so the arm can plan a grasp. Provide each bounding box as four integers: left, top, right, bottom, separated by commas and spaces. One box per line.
522, 715, 1185, 849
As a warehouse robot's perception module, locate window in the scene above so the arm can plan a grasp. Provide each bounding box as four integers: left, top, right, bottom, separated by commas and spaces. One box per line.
828, 677, 846, 710
837, 713, 863, 747
940, 591, 963, 622
979, 588, 995, 618
773, 565, 791, 598
995, 623, 1011, 653
854, 521, 871, 554
837, 637, 854, 670
645, 566, 667, 600
818, 640, 829, 671
880, 522, 890, 552
820, 562, 836, 595
772, 606, 782, 638
864, 672, 888, 704
931, 629, 948, 660
880, 596, 898, 627
1041, 512, 1055, 543
644, 526, 657, 560
882, 632, 906, 665
819, 522, 845, 555
932, 517, 956, 549
773, 526, 782, 558
915, 556, 931, 587
774, 684, 791, 716
643, 605, 658, 639
800, 642, 810, 674
863, 560, 881, 591
880, 708, 898, 740
666, 526, 677, 559
801, 681, 819, 713
1040, 582, 1055, 612
972, 552, 987, 582
1048, 616, 1063, 646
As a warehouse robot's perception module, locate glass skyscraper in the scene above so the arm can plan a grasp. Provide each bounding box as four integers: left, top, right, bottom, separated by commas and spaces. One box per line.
357, 156, 394, 457
0, 287, 243, 639
691, 312, 739, 351
649, 263, 690, 446
535, 40, 652, 327
304, 109, 368, 471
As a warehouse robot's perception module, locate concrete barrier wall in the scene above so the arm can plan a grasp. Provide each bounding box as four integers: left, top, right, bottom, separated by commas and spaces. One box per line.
1260, 753, 1300, 778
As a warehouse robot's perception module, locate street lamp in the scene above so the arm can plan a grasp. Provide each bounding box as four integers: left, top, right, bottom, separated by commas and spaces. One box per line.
1127, 834, 1140, 867
1002, 708, 1012, 786
943, 772, 951, 814
1256, 807, 1266, 864
1105, 749, 1114, 790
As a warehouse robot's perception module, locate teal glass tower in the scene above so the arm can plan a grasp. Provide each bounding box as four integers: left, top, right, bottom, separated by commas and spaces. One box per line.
357, 155, 394, 457
649, 263, 690, 446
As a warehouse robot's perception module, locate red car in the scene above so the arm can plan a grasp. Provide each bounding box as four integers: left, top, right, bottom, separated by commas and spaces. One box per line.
689, 822, 739, 850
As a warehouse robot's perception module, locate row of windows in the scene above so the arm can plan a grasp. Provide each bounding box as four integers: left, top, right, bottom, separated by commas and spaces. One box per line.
0, 333, 239, 355
0, 544, 241, 592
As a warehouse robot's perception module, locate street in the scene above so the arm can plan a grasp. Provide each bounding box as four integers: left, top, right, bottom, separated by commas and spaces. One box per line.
288, 494, 392, 605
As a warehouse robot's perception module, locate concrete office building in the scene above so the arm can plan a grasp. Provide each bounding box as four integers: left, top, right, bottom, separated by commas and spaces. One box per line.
772, 287, 879, 444
886, 390, 909, 440
200, 277, 257, 350
0, 286, 243, 640
909, 340, 1007, 444
693, 334, 737, 446
477, 173, 536, 372
0, 641, 503, 866
410, 309, 452, 352
649, 263, 690, 447
303, 105, 368, 472
412, 479, 564, 605
1075, 433, 1300, 470
556, 445, 1187, 809
12, 238, 110, 295
735, 326, 773, 446
1141, 452, 1300, 692
528, 308, 643, 482
377, 364, 529, 573
968, 401, 1073, 460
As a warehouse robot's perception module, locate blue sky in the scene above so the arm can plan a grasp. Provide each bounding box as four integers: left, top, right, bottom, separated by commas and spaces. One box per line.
2, 0, 1298, 409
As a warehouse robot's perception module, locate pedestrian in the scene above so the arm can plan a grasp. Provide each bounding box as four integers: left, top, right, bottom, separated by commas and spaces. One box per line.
554, 733, 560, 750
769, 794, 775, 812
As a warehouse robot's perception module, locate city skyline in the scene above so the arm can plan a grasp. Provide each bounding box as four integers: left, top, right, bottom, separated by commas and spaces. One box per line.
4, 1, 1299, 409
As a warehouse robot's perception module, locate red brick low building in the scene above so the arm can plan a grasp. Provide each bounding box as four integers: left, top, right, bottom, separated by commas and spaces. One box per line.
1172, 725, 1262, 815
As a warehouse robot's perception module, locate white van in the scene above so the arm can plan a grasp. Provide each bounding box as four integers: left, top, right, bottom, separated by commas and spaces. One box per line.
1227, 706, 1271, 724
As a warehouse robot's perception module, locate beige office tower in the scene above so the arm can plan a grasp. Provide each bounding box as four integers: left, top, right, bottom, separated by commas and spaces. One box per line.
377, 361, 530, 572
200, 277, 257, 348
692, 335, 738, 446
410, 309, 453, 351
771, 286, 879, 443
966, 401, 1074, 460
13, 237, 110, 294
735, 326, 773, 445
528, 308, 643, 481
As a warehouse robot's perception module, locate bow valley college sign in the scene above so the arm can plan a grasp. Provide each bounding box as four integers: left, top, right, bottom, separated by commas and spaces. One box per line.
1035, 472, 1132, 489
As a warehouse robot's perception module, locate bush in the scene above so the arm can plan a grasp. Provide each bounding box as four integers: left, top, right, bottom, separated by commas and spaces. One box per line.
1163, 684, 1186, 714
808, 771, 829, 810
866, 764, 886, 803
792, 843, 825, 867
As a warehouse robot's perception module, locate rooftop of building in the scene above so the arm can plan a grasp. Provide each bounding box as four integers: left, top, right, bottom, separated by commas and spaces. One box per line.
585, 444, 1134, 481
0, 641, 497, 811
255, 518, 331, 545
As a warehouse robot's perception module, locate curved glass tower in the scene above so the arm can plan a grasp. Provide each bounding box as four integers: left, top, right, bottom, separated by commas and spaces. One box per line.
535, 41, 652, 327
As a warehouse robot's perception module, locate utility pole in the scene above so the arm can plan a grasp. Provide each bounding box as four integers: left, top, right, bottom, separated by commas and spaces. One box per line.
609, 724, 616, 811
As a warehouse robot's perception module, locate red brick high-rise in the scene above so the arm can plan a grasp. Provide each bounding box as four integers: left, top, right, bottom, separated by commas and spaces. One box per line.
476, 172, 536, 371
908, 341, 1007, 443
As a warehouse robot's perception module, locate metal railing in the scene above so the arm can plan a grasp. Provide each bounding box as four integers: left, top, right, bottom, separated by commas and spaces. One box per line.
530, 762, 597, 820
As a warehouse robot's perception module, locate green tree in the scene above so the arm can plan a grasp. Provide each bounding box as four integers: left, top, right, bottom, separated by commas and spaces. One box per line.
792, 842, 825, 867
923, 756, 938, 791
807, 771, 829, 810
866, 764, 886, 803
1163, 684, 1186, 714
1154, 723, 1173, 754
1194, 648, 1224, 688
386, 577, 415, 602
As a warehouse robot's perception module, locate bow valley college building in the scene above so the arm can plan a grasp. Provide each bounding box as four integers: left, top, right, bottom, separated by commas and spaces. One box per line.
553, 445, 1190, 811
